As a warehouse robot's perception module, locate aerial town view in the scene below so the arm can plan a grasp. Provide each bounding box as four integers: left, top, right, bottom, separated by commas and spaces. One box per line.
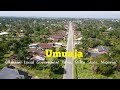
0, 11, 120, 79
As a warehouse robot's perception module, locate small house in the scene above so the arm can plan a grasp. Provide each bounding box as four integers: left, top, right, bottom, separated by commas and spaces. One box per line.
29, 43, 39, 49
0, 32, 9, 36
38, 43, 53, 50
49, 34, 64, 42
54, 42, 63, 47
88, 46, 108, 57
32, 56, 45, 62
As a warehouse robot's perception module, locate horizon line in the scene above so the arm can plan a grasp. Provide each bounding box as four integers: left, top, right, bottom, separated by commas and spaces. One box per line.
0, 16, 120, 19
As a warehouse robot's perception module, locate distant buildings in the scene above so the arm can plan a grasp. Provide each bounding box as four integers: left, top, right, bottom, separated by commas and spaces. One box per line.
107, 27, 113, 31
74, 37, 82, 45
49, 35, 64, 42
0, 32, 9, 41
28, 43, 54, 61
27, 29, 68, 62
0, 32, 9, 36
49, 30, 67, 42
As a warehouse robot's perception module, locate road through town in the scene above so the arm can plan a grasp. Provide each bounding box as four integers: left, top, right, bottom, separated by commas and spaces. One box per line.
63, 21, 74, 79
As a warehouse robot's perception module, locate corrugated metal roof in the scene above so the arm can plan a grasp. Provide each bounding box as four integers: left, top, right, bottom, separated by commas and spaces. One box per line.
0, 67, 24, 79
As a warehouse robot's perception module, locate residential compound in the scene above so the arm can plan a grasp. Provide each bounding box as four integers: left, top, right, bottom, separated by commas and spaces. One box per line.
88, 46, 108, 57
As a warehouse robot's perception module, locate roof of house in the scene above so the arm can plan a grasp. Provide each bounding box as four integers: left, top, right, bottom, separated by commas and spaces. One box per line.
29, 43, 39, 47
56, 30, 67, 36
51, 35, 63, 39
28, 48, 38, 53
39, 43, 53, 49
52, 39, 59, 42
0, 67, 24, 79
88, 49, 100, 57
0, 32, 8, 35
32, 56, 45, 61
55, 42, 63, 46
28, 48, 46, 56
51, 32, 65, 38
97, 46, 108, 52
88, 46, 108, 57
75, 37, 82, 41
88, 52, 100, 57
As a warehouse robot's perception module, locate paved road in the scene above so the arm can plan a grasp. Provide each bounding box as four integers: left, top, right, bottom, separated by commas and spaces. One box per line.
63, 21, 74, 79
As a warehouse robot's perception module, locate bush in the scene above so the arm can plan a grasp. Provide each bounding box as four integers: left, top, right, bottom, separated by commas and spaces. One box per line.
0, 64, 6, 70
50, 63, 64, 74
35, 64, 49, 70
49, 72, 63, 79
50, 58, 64, 74
92, 64, 114, 76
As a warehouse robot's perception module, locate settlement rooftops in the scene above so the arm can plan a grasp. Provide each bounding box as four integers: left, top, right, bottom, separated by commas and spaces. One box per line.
39, 43, 53, 50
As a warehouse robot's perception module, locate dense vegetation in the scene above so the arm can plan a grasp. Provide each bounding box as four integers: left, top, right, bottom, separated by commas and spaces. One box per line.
75, 19, 120, 78
0, 17, 67, 79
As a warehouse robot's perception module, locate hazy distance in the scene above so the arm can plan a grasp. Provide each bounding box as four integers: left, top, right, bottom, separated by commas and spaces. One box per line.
0, 11, 120, 19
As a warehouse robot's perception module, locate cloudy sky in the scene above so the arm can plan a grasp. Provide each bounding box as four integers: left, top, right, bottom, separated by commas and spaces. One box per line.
0, 11, 120, 18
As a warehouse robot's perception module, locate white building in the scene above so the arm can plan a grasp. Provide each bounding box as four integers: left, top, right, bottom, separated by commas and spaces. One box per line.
107, 27, 113, 31
75, 37, 82, 41
0, 32, 9, 36
54, 42, 63, 47
32, 56, 45, 61
29, 43, 39, 49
